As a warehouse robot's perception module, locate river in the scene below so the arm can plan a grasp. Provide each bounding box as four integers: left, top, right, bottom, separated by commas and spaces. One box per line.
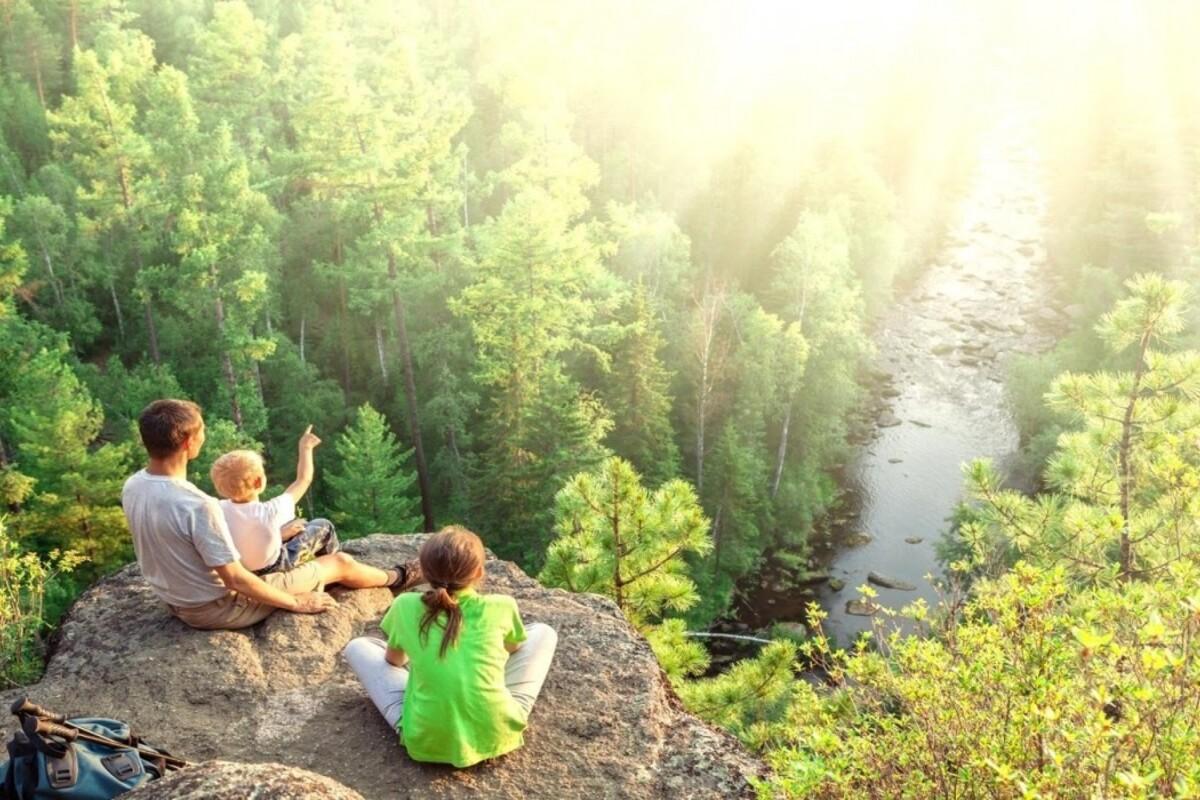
735, 116, 1066, 645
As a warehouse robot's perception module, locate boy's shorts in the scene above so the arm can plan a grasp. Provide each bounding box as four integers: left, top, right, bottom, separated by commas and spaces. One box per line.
168, 561, 324, 630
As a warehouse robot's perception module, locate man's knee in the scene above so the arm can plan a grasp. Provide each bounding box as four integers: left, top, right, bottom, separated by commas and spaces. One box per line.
315, 550, 354, 578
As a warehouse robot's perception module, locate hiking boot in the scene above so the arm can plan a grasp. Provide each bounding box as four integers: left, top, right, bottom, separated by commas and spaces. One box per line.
387, 559, 424, 594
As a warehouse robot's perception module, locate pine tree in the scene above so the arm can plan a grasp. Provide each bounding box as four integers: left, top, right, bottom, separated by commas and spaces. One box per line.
149, 73, 280, 437
454, 189, 616, 565
185, 1, 274, 157
602, 286, 680, 486
0, 1, 61, 107
48, 25, 162, 360
327, 404, 421, 537
0, 257, 131, 580
539, 456, 711, 625
962, 275, 1200, 584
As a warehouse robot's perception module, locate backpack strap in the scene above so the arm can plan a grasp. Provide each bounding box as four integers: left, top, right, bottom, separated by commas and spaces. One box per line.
5, 733, 39, 800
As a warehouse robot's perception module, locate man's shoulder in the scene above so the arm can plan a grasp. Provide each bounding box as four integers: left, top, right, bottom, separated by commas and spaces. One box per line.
124, 471, 215, 509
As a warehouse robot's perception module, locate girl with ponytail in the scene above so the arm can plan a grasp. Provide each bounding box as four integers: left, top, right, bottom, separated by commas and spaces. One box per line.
342, 526, 558, 768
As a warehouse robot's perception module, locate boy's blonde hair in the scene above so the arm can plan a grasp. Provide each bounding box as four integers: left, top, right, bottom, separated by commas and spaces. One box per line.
210, 450, 265, 500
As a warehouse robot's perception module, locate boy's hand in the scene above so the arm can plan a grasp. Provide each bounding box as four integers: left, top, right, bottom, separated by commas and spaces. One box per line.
292, 591, 336, 614
298, 424, 322, 451
281, 518, 307, 540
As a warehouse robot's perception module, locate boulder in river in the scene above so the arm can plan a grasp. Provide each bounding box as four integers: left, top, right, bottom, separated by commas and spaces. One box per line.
879, 411, 903, 428
774, 622, 808, 640
845, 531, 873, 546
904, 537, 924, 545
845, 599, 881, 617
828, 578, 846, 593
867, 572, 918, 591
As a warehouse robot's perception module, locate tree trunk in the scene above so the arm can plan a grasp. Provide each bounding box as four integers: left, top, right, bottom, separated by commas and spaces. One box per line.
460, 149, 470, 229
339, 284, 352, 395
68, 0, 79, 50
1117, 329, 1152, 582
252, 359, 265, 406
32, 50, 46, 108
696, 362, 706, 491
109, 279, 125, 338
212, 274, 243, 430
711, 503, 724, 578
39, 243, 64, 306
610, 467, 625, 611
771, 404, 792, 499
389, 262, 435, 532
375, 321, 388, 384
143, 296, 161, 365
299, 313, 306, 364
693, 288, 723, 492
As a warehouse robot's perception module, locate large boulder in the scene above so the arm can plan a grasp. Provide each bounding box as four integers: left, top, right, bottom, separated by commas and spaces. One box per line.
4, 535, 762, 799
123, 761, 364, 799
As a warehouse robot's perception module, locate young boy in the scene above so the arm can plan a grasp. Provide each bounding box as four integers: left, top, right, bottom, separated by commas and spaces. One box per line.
211, 426, 338, 575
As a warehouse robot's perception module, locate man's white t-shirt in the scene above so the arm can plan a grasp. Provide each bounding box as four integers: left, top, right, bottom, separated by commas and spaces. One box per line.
219, 493, 296, 571
122, 470, 242, 608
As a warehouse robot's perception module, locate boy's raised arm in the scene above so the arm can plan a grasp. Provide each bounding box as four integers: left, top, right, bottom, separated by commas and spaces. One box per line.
285, 424, 322, 502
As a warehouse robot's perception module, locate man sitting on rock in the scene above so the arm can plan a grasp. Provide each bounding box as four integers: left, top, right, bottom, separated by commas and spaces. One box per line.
122, 399, 421, 630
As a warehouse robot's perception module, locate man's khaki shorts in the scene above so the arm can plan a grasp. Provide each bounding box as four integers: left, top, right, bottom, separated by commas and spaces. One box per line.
168, 562, 324, 630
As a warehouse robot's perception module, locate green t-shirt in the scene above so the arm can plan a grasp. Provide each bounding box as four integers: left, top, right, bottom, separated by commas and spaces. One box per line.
379, 588, 528, 767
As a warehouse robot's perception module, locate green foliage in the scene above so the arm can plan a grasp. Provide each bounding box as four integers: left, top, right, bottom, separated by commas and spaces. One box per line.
643, 617, 709, 681
677, 639, 797, 742
1, 518, 85, 687
540, 456, 710, 625
327, 404, 420, 537
600, 286, 680, 486
961, 276, 1200, 584
455, 189, 617, 565
759, 564, 1200, 799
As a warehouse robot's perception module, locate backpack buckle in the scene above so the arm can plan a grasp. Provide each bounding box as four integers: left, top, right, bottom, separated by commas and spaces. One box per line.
45, 747, 78, 789
102, 751, 143, 781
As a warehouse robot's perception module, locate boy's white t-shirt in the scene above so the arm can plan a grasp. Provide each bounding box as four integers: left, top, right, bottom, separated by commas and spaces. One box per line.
219, 493, 296, 571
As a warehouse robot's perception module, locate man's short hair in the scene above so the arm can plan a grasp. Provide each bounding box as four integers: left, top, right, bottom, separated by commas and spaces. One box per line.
138, 399, 204, 459
210, 450, 265, 500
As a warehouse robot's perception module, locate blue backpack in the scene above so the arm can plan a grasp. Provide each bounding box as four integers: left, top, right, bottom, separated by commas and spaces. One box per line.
1, 700, 186, 800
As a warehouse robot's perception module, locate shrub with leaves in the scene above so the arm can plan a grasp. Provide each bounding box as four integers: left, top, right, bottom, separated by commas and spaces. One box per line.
1, 518, 85, 687
759, 563, 1200, 799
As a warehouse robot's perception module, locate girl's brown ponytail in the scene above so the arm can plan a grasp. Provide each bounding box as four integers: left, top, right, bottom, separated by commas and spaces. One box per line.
420, 584, 463, 658
417, 526, 486, 658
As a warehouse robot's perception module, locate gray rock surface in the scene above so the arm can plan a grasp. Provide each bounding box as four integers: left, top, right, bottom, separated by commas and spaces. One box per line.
123, 761, 364, 799
5, 535, 762, 799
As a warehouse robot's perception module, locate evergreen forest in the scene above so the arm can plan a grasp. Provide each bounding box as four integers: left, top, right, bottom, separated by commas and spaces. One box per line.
2, 2, 1200, 796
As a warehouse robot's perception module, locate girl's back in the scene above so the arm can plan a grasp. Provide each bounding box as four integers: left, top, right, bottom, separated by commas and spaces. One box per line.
380, 589, 528, 766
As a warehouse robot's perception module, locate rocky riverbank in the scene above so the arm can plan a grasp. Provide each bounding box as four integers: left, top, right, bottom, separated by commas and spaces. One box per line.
730, 116, 1064, 644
